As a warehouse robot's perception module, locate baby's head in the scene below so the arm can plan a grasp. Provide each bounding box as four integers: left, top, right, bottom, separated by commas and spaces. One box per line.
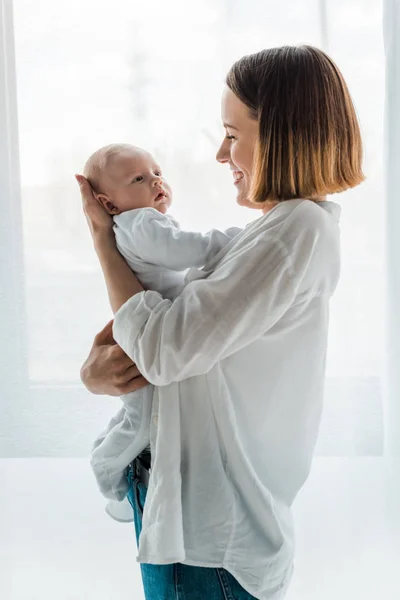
83, 143, 172, 215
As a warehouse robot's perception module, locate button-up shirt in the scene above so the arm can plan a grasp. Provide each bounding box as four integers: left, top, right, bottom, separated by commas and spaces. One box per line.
113, 199, 341, 600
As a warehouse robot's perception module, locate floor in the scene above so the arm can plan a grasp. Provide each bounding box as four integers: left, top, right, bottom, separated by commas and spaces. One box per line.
1, 457, 399, 600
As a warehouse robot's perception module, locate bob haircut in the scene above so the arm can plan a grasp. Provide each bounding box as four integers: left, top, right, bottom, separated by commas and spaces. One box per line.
226, 45, 365, 203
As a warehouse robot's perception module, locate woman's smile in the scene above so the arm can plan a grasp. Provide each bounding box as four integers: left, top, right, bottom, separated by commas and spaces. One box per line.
232, 170, 244, 185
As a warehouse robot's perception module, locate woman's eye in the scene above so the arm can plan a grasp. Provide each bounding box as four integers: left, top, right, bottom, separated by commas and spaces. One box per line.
226, 135, 236, 141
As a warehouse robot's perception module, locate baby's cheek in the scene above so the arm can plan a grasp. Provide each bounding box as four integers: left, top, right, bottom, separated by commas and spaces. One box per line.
165, 183, 173, 198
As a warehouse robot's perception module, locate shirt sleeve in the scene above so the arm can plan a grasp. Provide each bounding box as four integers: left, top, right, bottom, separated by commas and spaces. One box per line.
125, 209, 243, 270
112, 228, 320, 386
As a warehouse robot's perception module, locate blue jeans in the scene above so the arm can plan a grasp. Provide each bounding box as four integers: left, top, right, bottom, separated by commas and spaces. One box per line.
126, 463, 258, 600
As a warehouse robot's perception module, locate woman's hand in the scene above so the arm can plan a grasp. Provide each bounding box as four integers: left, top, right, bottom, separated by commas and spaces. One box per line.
75, 174, 114, 240
81, 320, 150, 396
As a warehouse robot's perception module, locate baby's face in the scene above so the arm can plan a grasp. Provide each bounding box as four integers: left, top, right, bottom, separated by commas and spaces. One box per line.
98, 149, 172, 215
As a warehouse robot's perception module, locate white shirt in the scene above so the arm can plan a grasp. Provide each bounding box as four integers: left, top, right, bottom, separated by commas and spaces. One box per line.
112, 199, 341, 600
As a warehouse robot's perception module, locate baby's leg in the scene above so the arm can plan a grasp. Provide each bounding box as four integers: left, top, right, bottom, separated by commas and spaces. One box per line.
90, 385, 154, 501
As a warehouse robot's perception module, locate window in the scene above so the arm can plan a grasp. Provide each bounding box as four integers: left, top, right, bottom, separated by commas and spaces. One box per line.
2, 0, 385, 456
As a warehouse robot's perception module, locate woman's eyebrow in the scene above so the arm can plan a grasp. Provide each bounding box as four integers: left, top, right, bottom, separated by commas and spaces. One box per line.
224, 123, 238, 130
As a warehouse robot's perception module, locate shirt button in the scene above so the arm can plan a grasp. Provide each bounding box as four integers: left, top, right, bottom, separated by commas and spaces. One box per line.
153, 415, 159, 426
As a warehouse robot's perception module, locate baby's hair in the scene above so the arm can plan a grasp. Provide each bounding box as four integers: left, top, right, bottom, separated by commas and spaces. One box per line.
83, 143, 139, 193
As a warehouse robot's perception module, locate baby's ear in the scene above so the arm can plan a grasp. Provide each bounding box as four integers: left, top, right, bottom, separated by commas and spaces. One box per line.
96, 193, 120, 215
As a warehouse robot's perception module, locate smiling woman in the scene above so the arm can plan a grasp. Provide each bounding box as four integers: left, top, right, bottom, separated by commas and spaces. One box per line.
76, 45, 357, 600
219, 46, 365, 208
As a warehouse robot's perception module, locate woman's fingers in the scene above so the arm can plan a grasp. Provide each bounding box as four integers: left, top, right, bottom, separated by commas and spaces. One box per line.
75, 174, 95, 203
75, 173, 114, 234
93, 319, 116, 346
114, 364, 143, 390
120, 364, 142, 382
114, 363, 149, 394
109, 343, 136, 368
118, 375, 149, 395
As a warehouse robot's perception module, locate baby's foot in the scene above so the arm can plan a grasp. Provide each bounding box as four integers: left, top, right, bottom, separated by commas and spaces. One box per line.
105, 497, 134, 523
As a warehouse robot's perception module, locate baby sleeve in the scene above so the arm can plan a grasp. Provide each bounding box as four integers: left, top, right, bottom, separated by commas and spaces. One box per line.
118, 208, 243, 270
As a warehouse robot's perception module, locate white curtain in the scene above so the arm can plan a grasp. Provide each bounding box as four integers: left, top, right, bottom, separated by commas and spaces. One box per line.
383, 0, 400, 455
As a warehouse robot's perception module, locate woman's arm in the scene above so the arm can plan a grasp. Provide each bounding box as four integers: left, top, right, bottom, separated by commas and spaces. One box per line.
94, 232, 144, 314
111, 228, 321, 386
77, 175, 321, 391
76, 174, 145, 314
76, 175, 148, 395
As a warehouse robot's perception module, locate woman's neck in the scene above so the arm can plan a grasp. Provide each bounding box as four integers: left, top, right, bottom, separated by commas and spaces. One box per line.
261, 195, 327, 215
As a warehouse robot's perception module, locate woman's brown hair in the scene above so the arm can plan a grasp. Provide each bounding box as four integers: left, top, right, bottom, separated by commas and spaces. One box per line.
226, 45, 365, 203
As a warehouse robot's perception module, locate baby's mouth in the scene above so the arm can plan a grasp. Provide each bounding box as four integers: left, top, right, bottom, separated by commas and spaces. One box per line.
154, 191, 166, 202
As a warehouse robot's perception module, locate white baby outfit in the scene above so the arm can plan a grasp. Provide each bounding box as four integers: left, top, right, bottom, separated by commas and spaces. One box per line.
90, 207, 242, 519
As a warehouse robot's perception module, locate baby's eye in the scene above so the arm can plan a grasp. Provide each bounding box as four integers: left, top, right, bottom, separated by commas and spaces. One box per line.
154, 170, 162, 177
132, 175, 143, 183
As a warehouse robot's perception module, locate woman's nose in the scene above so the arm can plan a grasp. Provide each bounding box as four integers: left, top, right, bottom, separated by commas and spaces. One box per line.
216, 139, 229, 163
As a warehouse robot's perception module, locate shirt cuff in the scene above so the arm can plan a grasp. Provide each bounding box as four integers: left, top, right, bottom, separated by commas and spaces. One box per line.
112, 290, 165, 364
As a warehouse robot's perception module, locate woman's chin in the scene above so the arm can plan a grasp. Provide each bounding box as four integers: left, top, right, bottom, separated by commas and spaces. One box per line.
235, 181, 251, 206
235, 188, 247, 206
236, 191, 255, 210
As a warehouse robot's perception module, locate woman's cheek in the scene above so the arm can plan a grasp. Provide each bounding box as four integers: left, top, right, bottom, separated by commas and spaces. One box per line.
231, 145, 241, 169
233, 144, 248, 173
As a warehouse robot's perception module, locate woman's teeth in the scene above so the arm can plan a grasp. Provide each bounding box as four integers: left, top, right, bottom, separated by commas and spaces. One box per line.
233, 171, 244, 183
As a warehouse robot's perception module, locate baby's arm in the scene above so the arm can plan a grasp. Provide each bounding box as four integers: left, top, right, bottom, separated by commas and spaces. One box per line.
123, 209, 243, 270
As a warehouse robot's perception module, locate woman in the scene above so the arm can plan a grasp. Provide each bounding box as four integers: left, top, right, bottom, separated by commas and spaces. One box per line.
77, 45, 364, 600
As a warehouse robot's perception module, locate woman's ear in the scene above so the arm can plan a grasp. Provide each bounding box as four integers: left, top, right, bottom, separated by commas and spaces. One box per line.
96, 193, 121, 215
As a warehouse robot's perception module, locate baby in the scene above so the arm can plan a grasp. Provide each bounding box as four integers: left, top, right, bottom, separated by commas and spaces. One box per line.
84, 143, 242, 521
